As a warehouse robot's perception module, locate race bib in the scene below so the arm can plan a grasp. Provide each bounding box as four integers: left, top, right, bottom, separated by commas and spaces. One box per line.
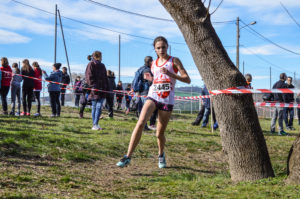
153, 83, 170, 92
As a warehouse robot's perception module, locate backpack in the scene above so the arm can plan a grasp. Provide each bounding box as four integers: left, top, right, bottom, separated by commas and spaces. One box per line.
132, 67, 144, 92
262, 93, 274, 102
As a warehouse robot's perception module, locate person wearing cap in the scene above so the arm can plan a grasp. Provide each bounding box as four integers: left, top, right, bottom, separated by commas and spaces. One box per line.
43, 63, 63, 117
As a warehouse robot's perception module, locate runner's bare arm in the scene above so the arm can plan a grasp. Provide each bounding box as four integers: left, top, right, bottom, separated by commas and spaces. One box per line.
160, 57, 191, 84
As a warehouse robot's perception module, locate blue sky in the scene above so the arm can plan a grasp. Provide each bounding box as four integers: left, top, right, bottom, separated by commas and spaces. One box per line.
1, 0, 300, 89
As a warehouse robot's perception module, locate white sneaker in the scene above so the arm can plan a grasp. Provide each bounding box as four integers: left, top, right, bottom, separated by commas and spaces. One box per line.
149, 125, 156, 130
91, 124, 102, 130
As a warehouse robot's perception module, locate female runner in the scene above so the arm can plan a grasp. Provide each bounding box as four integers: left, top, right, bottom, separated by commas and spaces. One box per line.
117, 36, 191, 168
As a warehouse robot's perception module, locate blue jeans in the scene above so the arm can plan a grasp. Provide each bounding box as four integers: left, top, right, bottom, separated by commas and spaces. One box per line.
92, 98, 105, 125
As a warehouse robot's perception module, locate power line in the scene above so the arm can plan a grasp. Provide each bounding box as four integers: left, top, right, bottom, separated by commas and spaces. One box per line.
82, 0, 235, 24
241, 44, 296, 75
240, 19, 300, 56
10, 0, 186, 45
280, 2, 300, 30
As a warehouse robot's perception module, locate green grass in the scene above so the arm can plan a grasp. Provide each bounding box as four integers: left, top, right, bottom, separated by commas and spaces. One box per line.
0, 105, 300, 198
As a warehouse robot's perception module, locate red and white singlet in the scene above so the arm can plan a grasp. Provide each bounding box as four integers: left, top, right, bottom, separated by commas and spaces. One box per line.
147, 56, 178, 105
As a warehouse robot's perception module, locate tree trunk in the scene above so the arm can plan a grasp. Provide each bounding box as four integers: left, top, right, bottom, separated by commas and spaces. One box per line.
286, 134, 300, 184
159, 0, 274, 182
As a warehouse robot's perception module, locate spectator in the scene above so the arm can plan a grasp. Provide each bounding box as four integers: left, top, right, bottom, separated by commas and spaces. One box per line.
245, 73, 253, 89
21, 59, 35, 116
32, 61, 43, 116
191, 100, 205, 126
85, 51, 108, 130
106, 70, 116, 117
270, 73, 288, 135
200, 85, 217, 129
74, 76, 82, 107
284, 76, 295, 130
43, 63, 62, 117
10, 63, 22, 116
115, 81, 123, 110
132, 56, 153, 130
0, 57, 12, 115
125, 84, 132, 115
60, 67, 70, 106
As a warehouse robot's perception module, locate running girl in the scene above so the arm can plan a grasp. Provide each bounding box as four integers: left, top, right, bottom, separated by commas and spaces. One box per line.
117, 36, 191, 168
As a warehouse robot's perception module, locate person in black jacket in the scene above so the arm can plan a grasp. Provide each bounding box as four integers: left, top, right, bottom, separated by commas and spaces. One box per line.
115, 81, 123, 110
270, 73, 288, 135
60, 67, 70, 106
21, 59, 35, 116
284, 76, 295, 130
106, 70, 116, 117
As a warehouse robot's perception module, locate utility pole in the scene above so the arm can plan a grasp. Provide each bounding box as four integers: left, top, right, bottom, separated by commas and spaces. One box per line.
118, 34, 121, 82
236, 17, 240, 70
58, 9, 74, 93
242, 61, 244, 75
169, 45, 171, 56
54, 4, 57, 64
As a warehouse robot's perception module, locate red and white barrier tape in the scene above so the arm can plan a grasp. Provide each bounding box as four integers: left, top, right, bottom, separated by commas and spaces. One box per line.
254, 102, 300, 108
210, 87, 300, 95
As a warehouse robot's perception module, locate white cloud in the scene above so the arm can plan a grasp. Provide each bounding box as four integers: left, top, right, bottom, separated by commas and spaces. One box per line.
240, 44, 300, 55
0, 29, 30, 44
253, 75, 270, 80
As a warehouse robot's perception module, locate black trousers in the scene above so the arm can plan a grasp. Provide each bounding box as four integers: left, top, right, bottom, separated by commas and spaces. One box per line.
106, 94, 114, 117
22, 87, 33, 113
0, 86, 10, 112
50, 91, 61, 115
34, 91, 41, 113
61, 88, 66, 106
75, 94, 80, 107
150, 109, 158, 126
193, 105, 206, 125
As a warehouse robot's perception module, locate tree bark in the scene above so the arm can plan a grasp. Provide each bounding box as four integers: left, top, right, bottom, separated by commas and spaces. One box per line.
286, 134, 300, 184
159, 0, 274, 182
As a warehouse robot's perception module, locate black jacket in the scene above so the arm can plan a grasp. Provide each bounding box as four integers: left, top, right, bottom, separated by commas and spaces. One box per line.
272, 80, 288, 103
61, 72, 70, 88
21, 69, 35, 88
286, 84, 295, 103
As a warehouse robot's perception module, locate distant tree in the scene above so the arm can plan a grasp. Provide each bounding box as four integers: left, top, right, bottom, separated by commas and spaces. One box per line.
159, 0, 274, 182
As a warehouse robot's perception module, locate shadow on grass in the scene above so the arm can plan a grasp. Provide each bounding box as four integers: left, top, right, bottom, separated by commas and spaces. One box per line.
166, 166, 220, 174
263, 130, 299, 137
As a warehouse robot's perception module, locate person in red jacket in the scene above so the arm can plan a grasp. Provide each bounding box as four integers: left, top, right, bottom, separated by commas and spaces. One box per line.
0, 57, 12, 115
32, 62, 43, 116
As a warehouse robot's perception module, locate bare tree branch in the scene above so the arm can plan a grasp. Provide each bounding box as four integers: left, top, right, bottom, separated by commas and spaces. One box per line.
200, 0, 211, 22
210, 0, 224, 15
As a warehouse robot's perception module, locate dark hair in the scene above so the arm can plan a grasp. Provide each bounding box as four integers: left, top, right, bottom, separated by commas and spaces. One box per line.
287, 76, 292, 80
107, 70, 112, 76
280, 73, 287, 80
62, 67, 67, 71
1, 57, 9, 67
127, 83, 131, 88
144, 56, 153, 65
153, 36, 168, 47
87, 55, 92, 61
32, 61, 42, 77
22, 59, 33, 73
12, 63, 20, 74
53, 63, 62, 70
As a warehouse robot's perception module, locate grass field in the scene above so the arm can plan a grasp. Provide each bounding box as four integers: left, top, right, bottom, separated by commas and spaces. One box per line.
0, 106, 300, 198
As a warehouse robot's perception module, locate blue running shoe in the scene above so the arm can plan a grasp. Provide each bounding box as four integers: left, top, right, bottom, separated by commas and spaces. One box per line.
116, 155, 131, 167
158, 152, 166, 168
